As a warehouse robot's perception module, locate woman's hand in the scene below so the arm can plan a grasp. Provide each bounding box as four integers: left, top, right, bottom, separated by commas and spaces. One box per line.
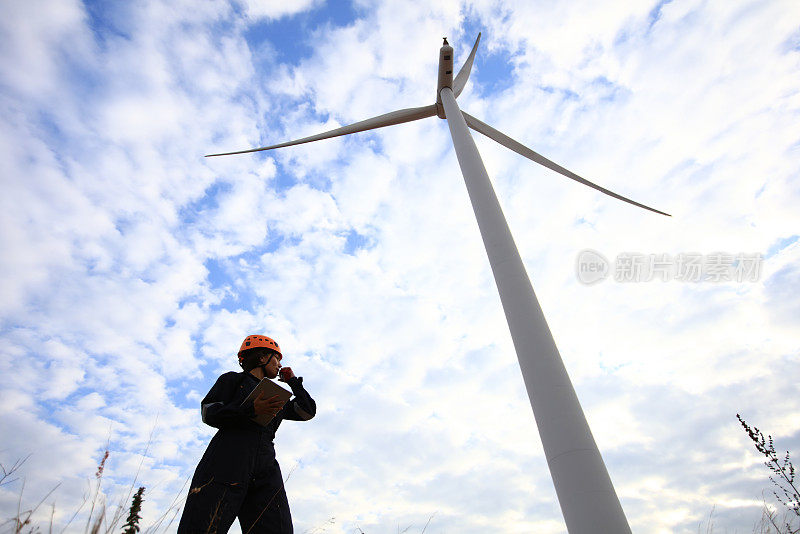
253, 393, 285, 419
278, 367, 295, 382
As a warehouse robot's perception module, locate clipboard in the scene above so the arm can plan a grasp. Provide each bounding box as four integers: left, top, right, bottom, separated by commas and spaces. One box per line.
242, 378, 293, 426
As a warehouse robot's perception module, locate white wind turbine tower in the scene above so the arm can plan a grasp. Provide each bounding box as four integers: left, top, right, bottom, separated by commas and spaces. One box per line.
208, 34, 670, 534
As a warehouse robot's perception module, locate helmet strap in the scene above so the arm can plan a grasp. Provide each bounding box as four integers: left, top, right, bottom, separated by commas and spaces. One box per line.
258, 353, 277, 378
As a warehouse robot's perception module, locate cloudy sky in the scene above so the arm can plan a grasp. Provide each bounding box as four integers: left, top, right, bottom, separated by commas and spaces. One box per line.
1, 0, 799, 532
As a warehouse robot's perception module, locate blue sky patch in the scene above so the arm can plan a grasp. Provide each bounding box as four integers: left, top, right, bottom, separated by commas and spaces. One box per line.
83, 1, 135, 46
645, 0, 675, 34
459, 17, 515, 96
178, 182, 233, 225
539, 84, 580, 102
244, 0, 360, 65
590, 75, 628, 103
474, 47, 516, 95
343, 229, 374, 255
766, 235, 799, 259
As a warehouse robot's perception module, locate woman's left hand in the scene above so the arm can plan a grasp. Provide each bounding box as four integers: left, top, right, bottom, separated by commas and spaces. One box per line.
278, 367, 295, 381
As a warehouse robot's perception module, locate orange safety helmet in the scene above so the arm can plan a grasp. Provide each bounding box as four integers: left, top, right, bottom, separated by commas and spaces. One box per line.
238, 334, 282, 361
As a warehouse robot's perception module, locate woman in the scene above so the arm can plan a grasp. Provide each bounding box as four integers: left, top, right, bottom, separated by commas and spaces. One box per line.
178, 334, 316, 534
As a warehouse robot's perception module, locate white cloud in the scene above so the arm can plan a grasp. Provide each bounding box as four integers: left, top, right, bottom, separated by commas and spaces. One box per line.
240, 0, 320, 20
0, 0, 93, 99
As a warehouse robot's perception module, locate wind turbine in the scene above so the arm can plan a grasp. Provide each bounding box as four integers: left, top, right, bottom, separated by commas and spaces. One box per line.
208, 33, 669, 534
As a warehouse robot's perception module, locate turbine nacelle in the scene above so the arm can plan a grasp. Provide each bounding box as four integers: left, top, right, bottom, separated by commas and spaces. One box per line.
436, 37, 454, 119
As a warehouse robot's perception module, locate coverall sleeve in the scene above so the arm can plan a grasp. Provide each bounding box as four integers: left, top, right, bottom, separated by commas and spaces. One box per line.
281, 376, 317, 421
200, 372, 256, 429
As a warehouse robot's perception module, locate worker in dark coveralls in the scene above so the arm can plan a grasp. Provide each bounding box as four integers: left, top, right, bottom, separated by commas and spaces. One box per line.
178, 334, 316, 534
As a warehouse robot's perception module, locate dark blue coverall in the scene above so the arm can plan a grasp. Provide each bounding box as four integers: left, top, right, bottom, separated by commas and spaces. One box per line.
177, 371, 316, 534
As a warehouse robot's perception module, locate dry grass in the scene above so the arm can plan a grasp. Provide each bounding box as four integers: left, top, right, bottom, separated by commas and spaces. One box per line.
7, 451, 796, 534
0, 449, 187, 534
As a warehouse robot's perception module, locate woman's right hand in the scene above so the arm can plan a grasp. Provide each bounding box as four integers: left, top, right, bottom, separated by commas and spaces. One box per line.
253, 393, 285, 418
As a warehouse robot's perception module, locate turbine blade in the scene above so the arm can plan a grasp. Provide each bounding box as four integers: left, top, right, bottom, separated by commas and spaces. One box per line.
462, 112, 671, 216
206, 104, 438, 157
453, 33, 481, 98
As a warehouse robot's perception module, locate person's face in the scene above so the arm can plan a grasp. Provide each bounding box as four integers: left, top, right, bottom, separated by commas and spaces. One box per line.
260, 351, 281, 379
